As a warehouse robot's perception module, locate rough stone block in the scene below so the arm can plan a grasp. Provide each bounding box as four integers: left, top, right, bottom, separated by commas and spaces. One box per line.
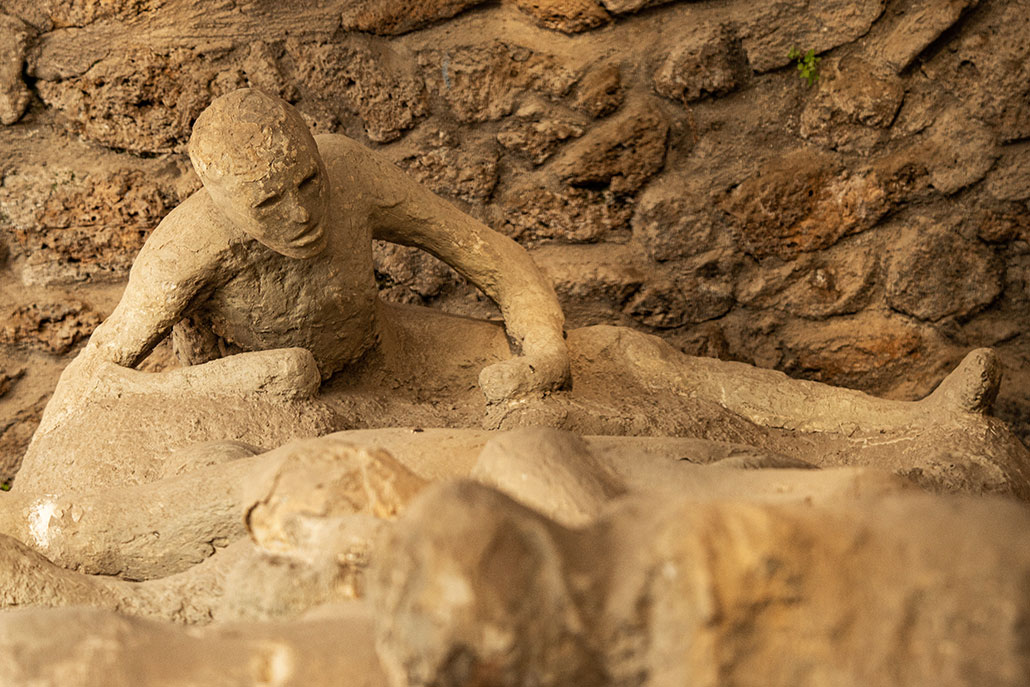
36, 47, 216, 153
782, 311, 926, 391
393, 130, 499, 202
501, 184, 632, 245
599, 0, 676, 14
720, 150, 889, 260
551, 99, 669, 195
736, 240, 880, 319
921, 2, 1030, 142
1, 164, 192, 285
512, 0, 612, 34
497, 110, 585, 165
740, 0, 885, 73
0, 301, 100, 355
288, 41, 428, 143
0, 396, 44, 484
624, 275, 733, 328
886, 218, 1003, 322
418, 42, 577, 123
862, 0, 979, 73
571, 62, 623, 118
0, 14, 34, 126
0, 366, 23, 399
373, 241, 457, 302
653, 23, 746, 104
984, 142, 1030, 203
632, 192, 719, 262
800, 56, 904, 153
922, 107, 997, 196
341, 0, 488, 35
531, 243, 646, 325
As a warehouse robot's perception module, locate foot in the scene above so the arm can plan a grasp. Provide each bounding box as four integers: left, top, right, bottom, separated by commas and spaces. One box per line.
926, 348, 1002, 415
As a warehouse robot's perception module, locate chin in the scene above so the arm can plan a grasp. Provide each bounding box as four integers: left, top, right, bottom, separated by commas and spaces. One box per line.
280, 229, 328, 259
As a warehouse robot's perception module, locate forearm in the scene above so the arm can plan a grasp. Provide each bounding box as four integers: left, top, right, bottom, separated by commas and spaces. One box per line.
478, 234, 566, 354
377, 191, 566, 352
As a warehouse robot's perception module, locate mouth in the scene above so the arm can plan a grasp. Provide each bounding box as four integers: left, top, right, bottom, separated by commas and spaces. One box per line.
289, 219, 325, 248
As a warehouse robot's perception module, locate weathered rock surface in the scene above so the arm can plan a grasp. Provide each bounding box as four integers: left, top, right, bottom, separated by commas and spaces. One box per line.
653, 23, 746, 104
341, 0, 488, 35
418, 42, 577, 123
501, 184, 632, 244
393, 129, 499, 201
599, 0, 677, 13
921, 2, 1030, 142
985, 142, 1030, 203
0, 301, 100, 354
1, 163, 192, 285
497, 109, 585, 164
720, 150, 889, 259
532, 244, 646, 324
36, 47, 216, 153
780, 310, 926, 391
0, 14, 33, 126
624, 275, 733, 328
632, 190, 721, 262
288, 40, 428, 143
737, 237, 880, 319
0, 396, 41, 483
922, 106, 998, 195
551, 100, 669, 195
571, 62, 624, 118
373, 241, 458, 302
862, 0, 979, 73
512, 0, 612, 33
0, 367, 22, 398
800, 56, 905, 152
739, 0, 885, 73
886, 217, 1003, 322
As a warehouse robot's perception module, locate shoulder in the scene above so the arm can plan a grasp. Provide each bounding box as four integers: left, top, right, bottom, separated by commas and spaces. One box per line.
131, 188, 234, 282
315, 133, 412, 209
314, 132, 376, 162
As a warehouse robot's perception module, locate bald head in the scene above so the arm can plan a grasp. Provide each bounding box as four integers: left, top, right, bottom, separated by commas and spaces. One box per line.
189, 89, 314, 185
188, 89, 330, 259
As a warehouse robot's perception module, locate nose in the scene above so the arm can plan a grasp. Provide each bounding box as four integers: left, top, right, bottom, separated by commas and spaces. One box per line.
289, 197, 309, 224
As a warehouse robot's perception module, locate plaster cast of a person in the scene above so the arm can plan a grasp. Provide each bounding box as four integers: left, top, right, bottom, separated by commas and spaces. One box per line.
80, 88, 569, 404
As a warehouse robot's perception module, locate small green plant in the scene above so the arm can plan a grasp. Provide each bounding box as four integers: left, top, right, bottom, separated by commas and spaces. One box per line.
0, 482, 10, 492
788, 46, 820, 86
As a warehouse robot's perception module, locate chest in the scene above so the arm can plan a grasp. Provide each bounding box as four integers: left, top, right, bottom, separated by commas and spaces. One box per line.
205, 206, 376, 334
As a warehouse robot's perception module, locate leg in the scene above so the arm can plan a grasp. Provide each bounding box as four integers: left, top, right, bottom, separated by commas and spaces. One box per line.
685, 347, 1001, 432
2, 435, 427, 580
0, 604, 387, 687
19, 348, 335, 492
570, 326, 1002, 433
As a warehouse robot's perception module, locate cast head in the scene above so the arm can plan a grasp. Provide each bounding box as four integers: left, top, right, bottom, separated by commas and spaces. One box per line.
189, 89, 330, 259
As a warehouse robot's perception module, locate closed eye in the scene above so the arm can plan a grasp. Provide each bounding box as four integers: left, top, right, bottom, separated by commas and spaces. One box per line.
299, 169, 318, 190
254, 193, 279, 209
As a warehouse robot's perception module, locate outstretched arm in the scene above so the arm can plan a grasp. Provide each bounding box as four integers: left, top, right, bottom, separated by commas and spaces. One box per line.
83, 207, 216, 368
41, 207, 216, 426
369, 163, 569, 403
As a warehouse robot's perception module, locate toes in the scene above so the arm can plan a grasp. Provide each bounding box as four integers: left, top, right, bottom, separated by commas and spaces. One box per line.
931, 348, 1002, 414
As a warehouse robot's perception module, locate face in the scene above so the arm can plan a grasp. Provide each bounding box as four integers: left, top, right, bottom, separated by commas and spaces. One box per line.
205, 137, 331, 260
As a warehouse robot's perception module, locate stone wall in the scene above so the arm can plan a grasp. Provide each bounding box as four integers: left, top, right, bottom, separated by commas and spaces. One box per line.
1, 0, 1028, 478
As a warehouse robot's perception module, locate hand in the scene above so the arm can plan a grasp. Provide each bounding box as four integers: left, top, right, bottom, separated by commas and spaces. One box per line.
478, 345, 570, 404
